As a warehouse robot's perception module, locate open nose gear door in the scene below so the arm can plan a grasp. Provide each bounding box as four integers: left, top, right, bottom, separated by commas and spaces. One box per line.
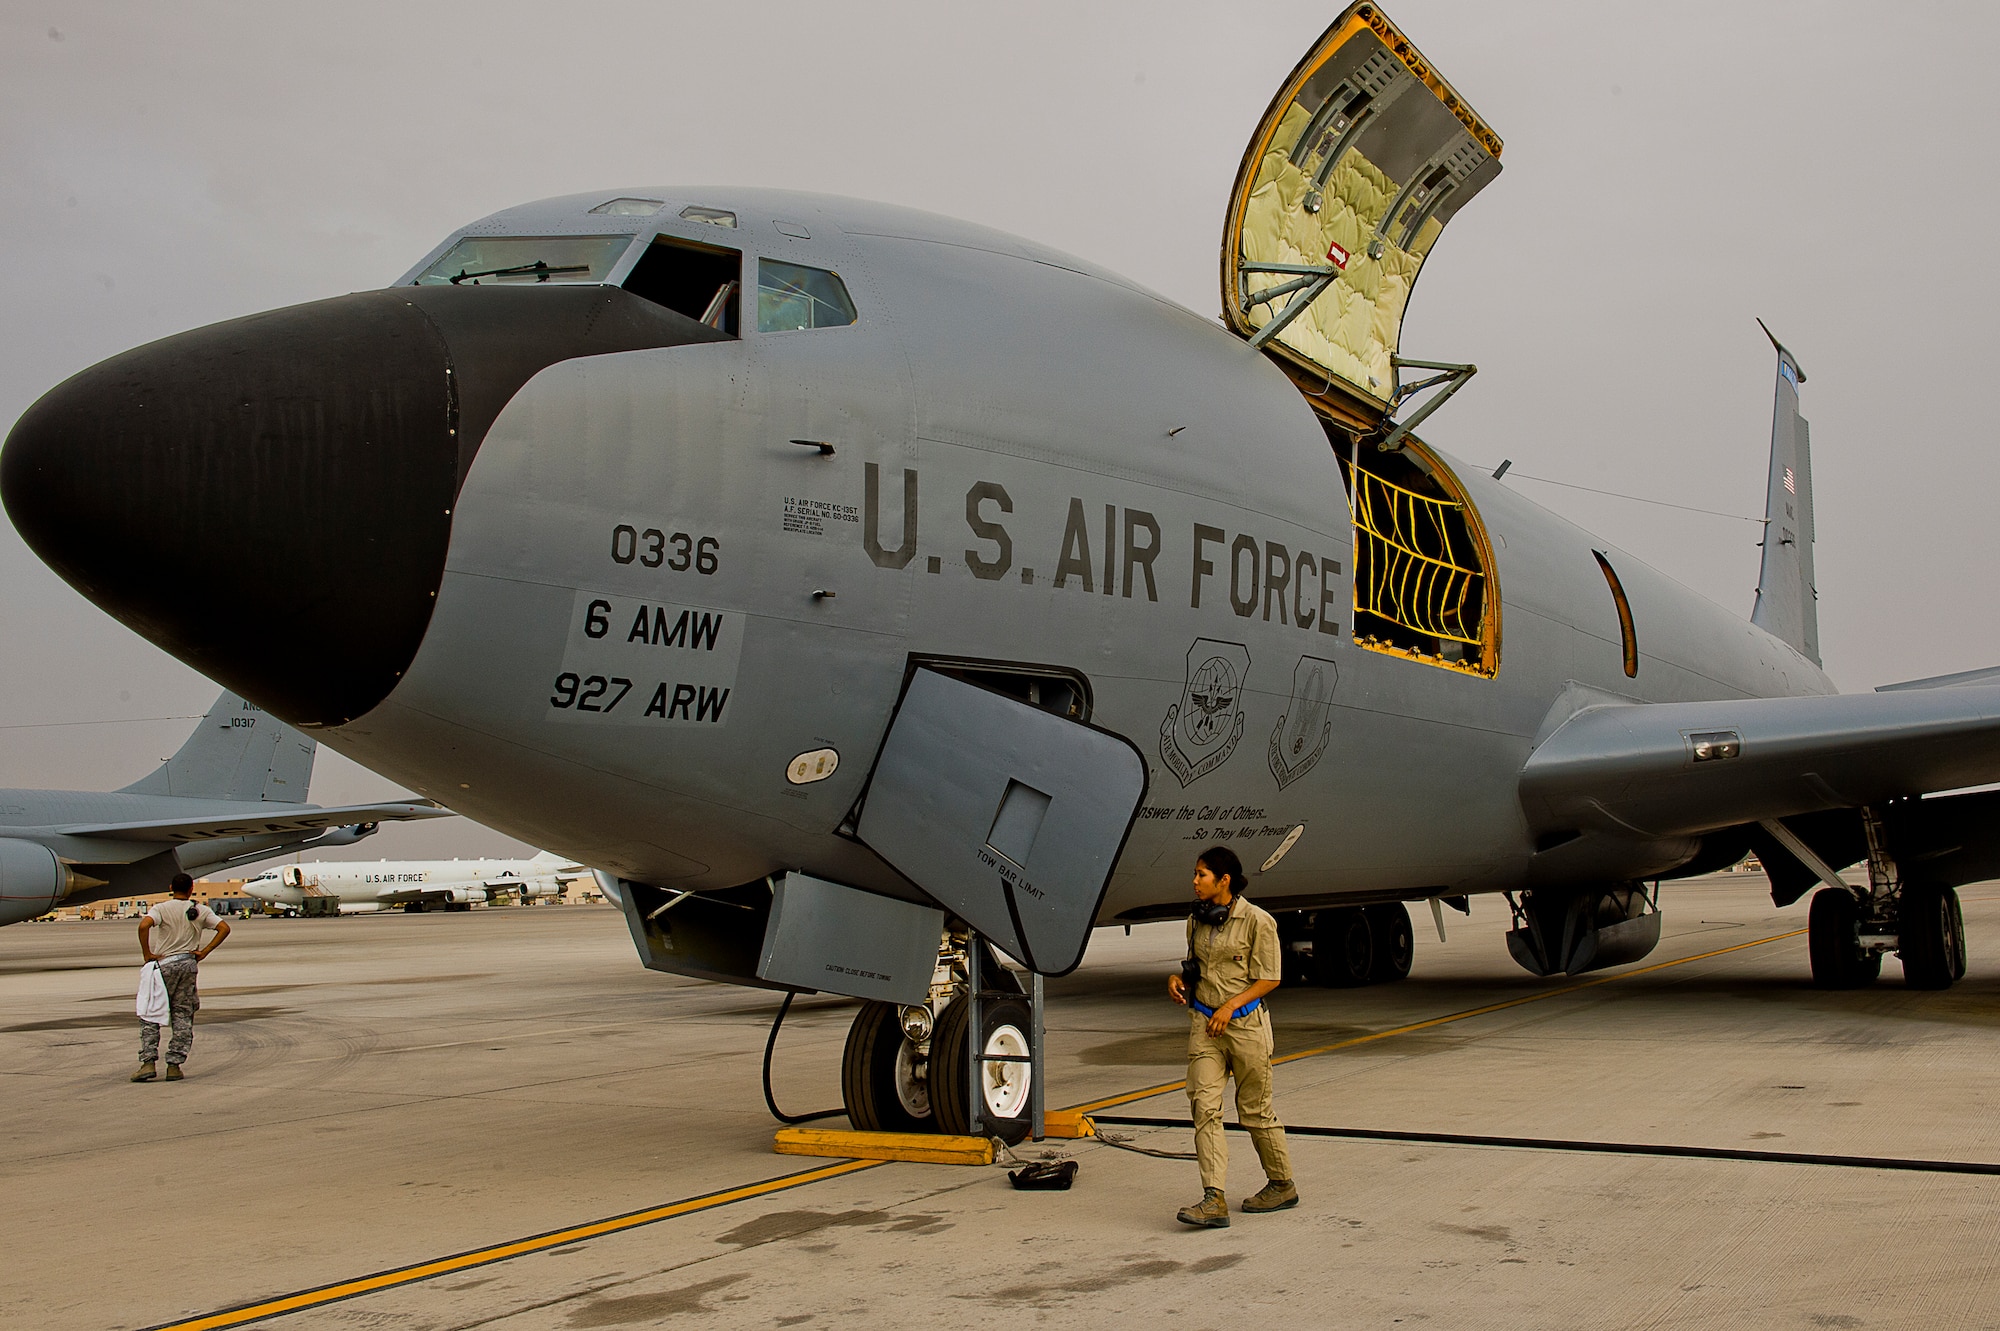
1222, 2, 1502, 433
856, 667, 1148, 976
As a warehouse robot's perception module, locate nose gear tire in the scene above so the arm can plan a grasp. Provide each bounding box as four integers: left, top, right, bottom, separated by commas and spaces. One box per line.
840, 1000, 933, 1133
931, 994, 1034, 1144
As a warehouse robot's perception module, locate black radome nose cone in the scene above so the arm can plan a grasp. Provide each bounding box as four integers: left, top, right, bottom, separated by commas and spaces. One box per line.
2, 285, 729, 728
2, 292, 457, 726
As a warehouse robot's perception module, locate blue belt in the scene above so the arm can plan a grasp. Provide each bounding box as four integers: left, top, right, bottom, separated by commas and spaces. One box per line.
1190, 996, 1262, 1021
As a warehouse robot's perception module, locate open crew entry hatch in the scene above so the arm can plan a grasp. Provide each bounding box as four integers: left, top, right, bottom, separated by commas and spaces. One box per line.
856, 668, 1148, 976
1222, 2, 1501, 433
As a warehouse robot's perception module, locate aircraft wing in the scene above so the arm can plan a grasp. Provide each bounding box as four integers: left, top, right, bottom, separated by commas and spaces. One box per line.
1519, 686, 2000, 839
56, 801, 451, 844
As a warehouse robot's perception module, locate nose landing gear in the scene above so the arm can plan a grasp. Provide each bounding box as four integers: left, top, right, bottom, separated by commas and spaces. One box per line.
837, 931, 1037, 1144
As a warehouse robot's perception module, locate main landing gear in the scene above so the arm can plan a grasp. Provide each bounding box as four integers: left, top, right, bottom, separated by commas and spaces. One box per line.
1806, 807, 1967, 990
840, 931, 1036, 1143
1278, 903, 1416, 987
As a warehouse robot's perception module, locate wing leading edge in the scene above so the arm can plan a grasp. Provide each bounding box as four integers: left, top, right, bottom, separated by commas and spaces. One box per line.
1520, 685, 2000, 842
58, 800, 451, 843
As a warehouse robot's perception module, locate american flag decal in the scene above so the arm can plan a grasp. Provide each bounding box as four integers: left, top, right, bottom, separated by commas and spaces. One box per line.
1782, 467, 1796, 495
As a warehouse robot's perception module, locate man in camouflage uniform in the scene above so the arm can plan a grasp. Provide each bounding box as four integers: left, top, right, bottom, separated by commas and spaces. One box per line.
133, 873, 230, 1082
1166, 846, 1296, 1228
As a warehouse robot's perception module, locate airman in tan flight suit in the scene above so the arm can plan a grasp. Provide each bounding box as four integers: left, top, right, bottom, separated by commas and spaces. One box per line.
1167, 846, 1297, 1228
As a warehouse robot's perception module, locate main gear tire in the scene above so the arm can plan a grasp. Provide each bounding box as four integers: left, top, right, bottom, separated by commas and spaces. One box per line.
931, 994, 1033, 1144
1898, 882, 1962, 991
1364, 903, 1414, 983
1808, 888, 1880, 989
1948, 887, 1968, 982
840, 1001, 933, 1133
1311, 907, 1374, 987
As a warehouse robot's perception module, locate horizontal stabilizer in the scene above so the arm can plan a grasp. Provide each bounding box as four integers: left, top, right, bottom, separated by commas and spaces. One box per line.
60, 800, 450, 844
1876, 664, 2000, 693
1521, 686, 2000, 839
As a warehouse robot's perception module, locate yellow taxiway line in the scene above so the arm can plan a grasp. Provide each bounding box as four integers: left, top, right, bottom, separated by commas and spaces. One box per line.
145, 923, 1807, 1329
140, 1159, 882, 1331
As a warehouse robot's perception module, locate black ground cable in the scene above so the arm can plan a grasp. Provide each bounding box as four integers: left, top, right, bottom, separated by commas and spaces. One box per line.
761, 992, 846, 1126
1091, 1114, 2000, 1177
1092, 1130, 1198, 1161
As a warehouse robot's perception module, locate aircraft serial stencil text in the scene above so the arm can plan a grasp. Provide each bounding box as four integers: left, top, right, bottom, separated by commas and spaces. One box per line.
550, 591, 746, 728
863, 465, 1342, 636
782, 497, 859, 537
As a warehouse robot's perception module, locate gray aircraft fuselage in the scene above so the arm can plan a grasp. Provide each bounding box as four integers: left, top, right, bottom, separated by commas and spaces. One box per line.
175, 188, 1825, 923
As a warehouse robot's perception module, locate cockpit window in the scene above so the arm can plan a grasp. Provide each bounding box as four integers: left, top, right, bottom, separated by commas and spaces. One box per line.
757, 260, 856, 332
589, 197, 663, 216
679, 205, 738, 228
414, 235, 632, 286
621, 235, 740, 335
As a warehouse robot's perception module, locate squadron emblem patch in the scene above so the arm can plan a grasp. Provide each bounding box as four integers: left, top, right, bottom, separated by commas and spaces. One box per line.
1268, 655, 1337, 789
1160, 639, 1250, 788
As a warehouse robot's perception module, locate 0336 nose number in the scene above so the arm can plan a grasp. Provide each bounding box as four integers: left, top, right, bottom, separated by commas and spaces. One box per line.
610, 525, 719, 574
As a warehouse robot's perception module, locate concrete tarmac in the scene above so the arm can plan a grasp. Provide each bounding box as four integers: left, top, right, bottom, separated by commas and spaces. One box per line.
4, 876, 1999, 1329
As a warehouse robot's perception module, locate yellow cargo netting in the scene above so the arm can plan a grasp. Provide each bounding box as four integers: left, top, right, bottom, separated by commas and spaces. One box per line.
1351, 467, 1483, 646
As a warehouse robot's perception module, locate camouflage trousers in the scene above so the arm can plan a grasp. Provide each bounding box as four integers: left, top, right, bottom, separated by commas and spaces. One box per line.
1187, 1006, 1293, 1192
139, 956, 201, 1067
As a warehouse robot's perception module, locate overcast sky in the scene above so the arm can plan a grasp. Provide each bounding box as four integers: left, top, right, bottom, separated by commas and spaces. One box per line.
2, 1, 1994, 861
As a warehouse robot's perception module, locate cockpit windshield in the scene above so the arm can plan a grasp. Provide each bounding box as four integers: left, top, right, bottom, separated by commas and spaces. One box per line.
413, 235, 632, 286
756, 260, 856, 331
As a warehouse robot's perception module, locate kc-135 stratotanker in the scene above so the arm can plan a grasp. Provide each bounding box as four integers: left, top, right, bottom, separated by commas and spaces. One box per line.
8, 5, 1999, 1139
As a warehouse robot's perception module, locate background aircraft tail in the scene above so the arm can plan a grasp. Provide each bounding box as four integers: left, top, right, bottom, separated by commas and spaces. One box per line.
118, 689, 316, 802
1749, 320, 1820, 665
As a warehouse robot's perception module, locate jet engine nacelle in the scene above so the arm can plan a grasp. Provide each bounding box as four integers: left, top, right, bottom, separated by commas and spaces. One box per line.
1506, 884, 1662, 977
447, 886, 488, 904
0, 839, 71, 926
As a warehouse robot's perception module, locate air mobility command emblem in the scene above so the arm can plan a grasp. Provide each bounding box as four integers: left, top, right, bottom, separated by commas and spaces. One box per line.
1269, 654, 1337, 789
1160, 639, 1250, 787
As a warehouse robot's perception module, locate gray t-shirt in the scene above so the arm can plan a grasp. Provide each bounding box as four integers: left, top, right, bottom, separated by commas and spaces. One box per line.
146, 898, 219, 958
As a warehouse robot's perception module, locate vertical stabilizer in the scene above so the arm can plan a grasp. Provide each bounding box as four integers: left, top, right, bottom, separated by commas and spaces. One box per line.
119, 690, 317, 803
1750, 320, 1819, 665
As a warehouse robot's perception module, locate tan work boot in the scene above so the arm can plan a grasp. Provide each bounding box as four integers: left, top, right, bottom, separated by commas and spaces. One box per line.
1176, 1188, 1231, 1228
164, 1065, 184, 1081
1242, 1178, 1299, 1213
130, 1062, 157, 1083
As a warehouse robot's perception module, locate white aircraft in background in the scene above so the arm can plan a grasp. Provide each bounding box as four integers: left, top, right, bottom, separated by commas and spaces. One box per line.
242, 850, 587, 913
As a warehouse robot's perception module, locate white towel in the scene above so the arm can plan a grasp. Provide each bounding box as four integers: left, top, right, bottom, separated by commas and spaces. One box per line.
136, 961, 169, 1024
